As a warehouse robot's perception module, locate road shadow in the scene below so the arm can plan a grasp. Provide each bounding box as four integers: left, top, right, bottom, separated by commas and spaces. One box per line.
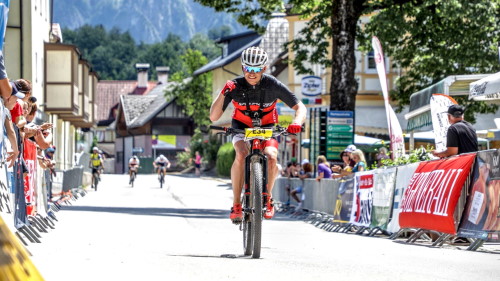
63, 205, 228, 219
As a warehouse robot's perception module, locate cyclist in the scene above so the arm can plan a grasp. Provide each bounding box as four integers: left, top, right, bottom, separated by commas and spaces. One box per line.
128, 155, 140, 183
153, 154, 170, 180
89, 147, 103, 186
209, 46, 306, 222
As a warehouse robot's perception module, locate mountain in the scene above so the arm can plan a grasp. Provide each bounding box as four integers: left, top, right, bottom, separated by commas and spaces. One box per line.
53, 0, 247, 43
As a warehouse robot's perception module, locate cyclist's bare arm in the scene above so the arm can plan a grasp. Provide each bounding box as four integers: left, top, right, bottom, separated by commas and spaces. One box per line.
292, 102, 307, 125
209, 89, 226, 122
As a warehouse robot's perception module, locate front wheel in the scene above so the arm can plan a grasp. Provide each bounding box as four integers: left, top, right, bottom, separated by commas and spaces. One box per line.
250, 160, 263, 258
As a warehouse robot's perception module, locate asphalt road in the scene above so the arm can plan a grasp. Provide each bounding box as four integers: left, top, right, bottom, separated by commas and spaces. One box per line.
28, 173, 500, 281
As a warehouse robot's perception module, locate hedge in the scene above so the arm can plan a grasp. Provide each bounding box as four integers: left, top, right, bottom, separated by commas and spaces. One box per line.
216, 142, 235, 177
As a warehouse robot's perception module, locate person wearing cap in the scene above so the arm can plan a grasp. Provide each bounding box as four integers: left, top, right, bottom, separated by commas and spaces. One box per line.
9, 80, 28, 130
432, 105, 478, 158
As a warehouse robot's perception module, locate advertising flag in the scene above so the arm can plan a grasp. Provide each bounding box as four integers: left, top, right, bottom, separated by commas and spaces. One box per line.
372, 36, 405, 159
399, 153, 476, 234
430, 94, 457, 152
458, 150, 500, 241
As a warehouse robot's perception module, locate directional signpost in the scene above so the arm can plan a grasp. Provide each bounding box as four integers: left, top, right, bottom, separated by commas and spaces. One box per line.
326, 111, 354, 160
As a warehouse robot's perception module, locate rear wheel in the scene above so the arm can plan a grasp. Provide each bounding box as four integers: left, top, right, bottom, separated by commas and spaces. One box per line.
251, 160, 263, 259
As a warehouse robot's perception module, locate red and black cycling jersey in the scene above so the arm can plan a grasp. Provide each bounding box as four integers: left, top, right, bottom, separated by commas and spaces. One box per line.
222, 74, 299, 129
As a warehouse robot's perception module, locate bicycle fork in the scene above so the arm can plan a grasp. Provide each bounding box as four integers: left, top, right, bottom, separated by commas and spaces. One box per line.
243, 150, 269, 216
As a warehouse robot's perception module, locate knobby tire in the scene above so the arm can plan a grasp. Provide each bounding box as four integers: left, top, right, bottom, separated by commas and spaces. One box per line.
243, 186, 253, 256
251, 160, 263, 259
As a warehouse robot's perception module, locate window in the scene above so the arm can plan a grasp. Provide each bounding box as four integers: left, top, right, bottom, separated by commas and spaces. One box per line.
364, 51, 389, 74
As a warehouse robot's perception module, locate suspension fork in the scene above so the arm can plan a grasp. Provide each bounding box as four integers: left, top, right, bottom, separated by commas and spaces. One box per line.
244, 139, 269, 209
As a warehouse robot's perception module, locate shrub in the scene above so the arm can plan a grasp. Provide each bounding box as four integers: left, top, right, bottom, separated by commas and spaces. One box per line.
216, 142, 235, 177
176, 151, 192, 169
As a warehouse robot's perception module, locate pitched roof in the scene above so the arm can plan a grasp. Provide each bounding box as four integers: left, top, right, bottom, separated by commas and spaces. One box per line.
120, 80, 186, 129
193, 36, 261, 76
96, 80, 157, 121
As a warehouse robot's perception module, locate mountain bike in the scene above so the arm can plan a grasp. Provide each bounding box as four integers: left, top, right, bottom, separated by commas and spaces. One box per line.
211, 125, 292, 259
129, 166, 139, 187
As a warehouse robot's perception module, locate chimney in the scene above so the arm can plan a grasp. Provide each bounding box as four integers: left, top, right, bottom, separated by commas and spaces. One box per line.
136, 63, 150, 88
156, 66, 170, 84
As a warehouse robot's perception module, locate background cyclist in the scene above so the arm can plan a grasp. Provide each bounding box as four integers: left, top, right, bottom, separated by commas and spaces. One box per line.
153, 154, 170, 180
209, 46, 306, 222
128, 155, 140, 183
89, 147, 103, 186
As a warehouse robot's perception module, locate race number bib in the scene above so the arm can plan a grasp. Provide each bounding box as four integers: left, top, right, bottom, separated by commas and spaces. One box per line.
244, 128, 272, 141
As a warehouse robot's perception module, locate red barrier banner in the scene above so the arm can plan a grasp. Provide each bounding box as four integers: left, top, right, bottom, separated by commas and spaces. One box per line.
458, 150, 500, 241
399, 153, 476, 234
23, 140, 37, 216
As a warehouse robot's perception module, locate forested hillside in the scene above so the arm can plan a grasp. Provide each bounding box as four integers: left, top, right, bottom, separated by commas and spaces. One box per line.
63, 25, 231, 80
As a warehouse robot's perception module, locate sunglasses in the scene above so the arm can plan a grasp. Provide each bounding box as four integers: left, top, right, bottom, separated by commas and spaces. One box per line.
243, 65, 264, 73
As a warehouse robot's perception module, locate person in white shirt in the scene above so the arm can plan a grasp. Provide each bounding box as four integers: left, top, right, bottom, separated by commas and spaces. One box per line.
128, 155, 140, 182
153, 154, 170, 178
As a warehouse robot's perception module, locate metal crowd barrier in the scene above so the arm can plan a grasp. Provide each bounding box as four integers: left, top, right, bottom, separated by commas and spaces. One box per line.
273, 149, 500, 253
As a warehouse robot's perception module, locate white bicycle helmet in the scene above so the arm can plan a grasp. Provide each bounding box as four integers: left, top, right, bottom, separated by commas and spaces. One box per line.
241, 47, 268, 67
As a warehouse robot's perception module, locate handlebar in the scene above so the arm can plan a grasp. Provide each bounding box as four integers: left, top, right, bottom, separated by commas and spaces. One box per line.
209, 125, 295, 137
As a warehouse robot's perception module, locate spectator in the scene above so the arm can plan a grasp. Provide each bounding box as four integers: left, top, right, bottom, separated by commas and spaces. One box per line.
344, 144, 357, 167
351, 149, 367, 172
194, 151, 202, 177
376, 147, 390, 167
285, 157, 299, 178
0, 51, 19, 167
432, 104, 478, 158
316, 155, 332, 181
332, 150, 352, 179
290, 159, 313, 209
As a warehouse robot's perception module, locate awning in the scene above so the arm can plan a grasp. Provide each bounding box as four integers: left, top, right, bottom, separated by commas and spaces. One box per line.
406, 130, 489, 147
405, 74, 490, 131
469, 72, 500, 100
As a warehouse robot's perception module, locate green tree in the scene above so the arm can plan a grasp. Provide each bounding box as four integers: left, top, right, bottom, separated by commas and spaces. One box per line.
195, 0, 499, 118
207, 25, 232, 40
167, 49, 213, 127
189, 33, 220, 61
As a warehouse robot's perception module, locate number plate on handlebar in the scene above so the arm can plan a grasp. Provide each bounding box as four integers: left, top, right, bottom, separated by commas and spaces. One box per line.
244, 128, 273, 141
